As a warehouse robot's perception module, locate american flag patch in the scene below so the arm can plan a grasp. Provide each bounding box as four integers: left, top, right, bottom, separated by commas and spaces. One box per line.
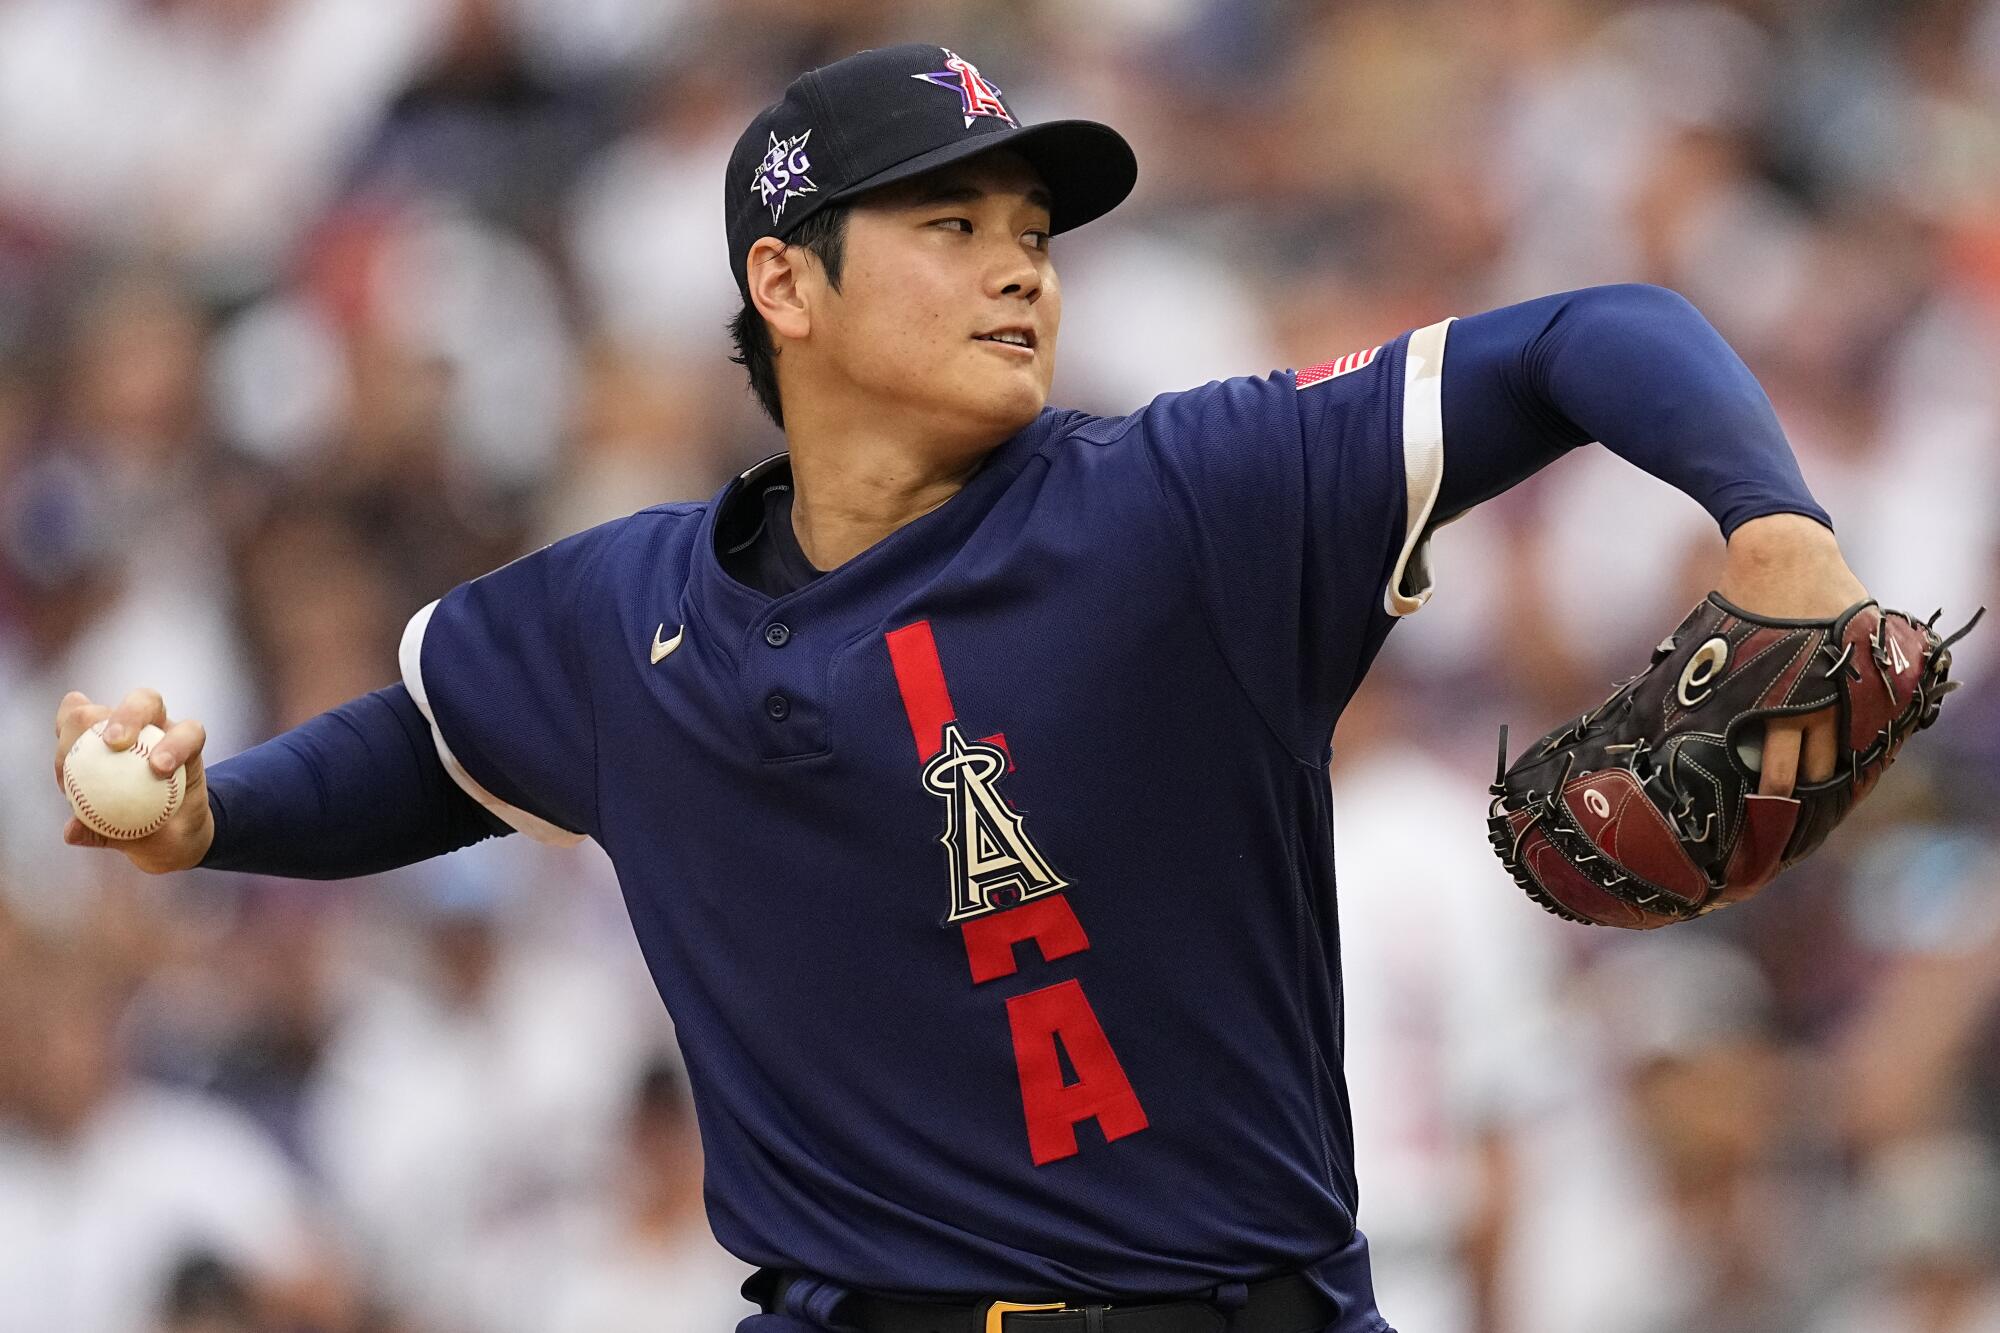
1296, 346, 1380, 389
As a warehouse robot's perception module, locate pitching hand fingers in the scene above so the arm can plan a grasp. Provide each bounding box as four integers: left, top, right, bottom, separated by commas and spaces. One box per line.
103, 687, 167, 750
53, 692, 111, 794
148, 718, 206, 780
1760, 717, 1804, 798
55, 690, 93, 738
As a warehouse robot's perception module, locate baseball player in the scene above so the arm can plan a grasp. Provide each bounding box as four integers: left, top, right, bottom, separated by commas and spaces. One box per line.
55, 42, 1889, 1333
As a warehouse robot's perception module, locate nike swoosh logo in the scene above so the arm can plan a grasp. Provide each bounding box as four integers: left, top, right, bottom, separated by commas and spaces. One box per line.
651, 623, 684, 664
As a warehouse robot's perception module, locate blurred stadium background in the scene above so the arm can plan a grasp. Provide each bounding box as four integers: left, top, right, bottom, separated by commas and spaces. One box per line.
1, 0, 1998, 1330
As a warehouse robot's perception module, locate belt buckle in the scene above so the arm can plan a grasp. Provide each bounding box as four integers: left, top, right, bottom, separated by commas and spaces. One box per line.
985, 1300, 1065, 1332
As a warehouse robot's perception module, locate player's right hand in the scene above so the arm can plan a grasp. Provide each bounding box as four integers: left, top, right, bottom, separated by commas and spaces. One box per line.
53, 688, 215, 874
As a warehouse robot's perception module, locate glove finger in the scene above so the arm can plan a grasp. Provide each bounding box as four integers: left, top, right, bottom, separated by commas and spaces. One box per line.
1760, 718, 1803, 798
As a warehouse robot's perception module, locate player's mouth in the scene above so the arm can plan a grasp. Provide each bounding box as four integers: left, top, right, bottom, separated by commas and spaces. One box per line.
972, 326, 1037, 357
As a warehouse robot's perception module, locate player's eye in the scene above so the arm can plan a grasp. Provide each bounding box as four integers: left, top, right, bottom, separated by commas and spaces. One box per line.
1025, 230, 1052, 251
931, 217, 974, 233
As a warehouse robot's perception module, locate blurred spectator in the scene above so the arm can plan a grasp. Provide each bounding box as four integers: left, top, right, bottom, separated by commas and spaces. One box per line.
0, 0, 450, 292
229, 498, 404, 733
154, 1251, 263, 1333
468, 1058, 758, 1333
532, 337, 737, 544
1333, 666, 1569, 1333
300, 852, 656, 1333
0, 267, 256, 924
1833, 819, 2000, 1161
1499, 935, 1842, 1333
1586, 939, 1831, 1333
0, 935, 354, 1333
565, 67, 751, 365
1816, 1133, 2000, 1333
127, 882, 345, 1167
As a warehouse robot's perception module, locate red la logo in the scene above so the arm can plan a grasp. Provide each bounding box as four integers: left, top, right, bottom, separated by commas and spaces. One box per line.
885, 620, 1151, 1166
913, 48, 1017, 128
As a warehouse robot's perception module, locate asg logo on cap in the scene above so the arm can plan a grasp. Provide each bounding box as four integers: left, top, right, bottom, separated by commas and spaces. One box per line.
914, 48, 1016, 128
751, 129, 817, 223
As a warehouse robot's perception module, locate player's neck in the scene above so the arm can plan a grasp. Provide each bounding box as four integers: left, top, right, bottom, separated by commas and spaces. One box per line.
783, 421, 992, 570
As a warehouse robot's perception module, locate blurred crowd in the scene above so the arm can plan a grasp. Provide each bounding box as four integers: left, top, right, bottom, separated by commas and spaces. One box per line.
0, 0, 1997, 1330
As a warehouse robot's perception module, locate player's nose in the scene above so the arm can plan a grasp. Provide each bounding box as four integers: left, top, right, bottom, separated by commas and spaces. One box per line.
986, 243, 1042, 304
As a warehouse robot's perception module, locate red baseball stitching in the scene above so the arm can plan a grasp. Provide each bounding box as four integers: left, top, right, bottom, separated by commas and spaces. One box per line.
64, 733, 183, 840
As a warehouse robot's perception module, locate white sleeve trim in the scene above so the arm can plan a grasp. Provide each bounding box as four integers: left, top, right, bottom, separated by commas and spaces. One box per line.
398, 599, 587, 848
1386, 317, 1454, 617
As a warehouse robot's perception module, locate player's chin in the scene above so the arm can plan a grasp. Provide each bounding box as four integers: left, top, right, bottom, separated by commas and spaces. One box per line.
960, 360, 1050, 429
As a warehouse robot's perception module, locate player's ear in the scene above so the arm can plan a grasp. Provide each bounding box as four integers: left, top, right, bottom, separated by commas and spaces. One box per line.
746, 236, 812, 342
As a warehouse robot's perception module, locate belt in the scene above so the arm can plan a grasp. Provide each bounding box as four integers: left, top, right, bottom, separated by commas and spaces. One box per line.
762, 1271, 1334, 1333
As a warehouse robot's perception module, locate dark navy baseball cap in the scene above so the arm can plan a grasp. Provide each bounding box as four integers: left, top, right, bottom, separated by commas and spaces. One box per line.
726, 43, 1138, 300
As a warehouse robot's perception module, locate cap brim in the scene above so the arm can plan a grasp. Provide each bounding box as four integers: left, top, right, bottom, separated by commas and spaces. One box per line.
823, 118, 1137, 235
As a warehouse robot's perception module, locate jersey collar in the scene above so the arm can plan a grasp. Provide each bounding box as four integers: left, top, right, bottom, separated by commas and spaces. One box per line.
688, 410, 1067, 645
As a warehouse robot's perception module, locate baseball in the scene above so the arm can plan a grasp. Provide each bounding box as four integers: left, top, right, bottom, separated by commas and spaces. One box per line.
63, 720, 185, 841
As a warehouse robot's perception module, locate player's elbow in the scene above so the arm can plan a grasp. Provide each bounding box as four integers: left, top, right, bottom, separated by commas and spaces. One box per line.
1577, 281, 1708, 329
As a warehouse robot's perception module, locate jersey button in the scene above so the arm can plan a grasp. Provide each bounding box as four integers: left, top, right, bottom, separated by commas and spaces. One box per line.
765, 693, 791, 720
764, 622, 791, 647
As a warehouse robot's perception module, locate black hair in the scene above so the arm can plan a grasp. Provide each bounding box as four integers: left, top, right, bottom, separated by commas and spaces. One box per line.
728, 204, 851, 430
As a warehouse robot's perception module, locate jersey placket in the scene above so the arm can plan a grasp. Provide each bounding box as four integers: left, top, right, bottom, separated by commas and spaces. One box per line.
691, 431, 1049, 765
746, 611, 827, 759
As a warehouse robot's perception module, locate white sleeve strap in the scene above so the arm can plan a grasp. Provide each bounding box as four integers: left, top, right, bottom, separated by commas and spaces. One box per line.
398, 600, 586, 848
1385, 317, 1453, 617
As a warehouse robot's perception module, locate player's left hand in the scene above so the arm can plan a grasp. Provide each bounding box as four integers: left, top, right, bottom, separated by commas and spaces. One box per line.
1715, 513, 1870, 799
1488, 570, 1976, 928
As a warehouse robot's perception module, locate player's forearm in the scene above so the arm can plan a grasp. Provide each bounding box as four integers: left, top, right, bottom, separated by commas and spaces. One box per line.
1436, 282, 1831, 535
200, 684, 508, 878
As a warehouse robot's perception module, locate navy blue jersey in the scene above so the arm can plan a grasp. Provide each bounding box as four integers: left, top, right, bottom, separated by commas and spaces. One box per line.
397, 321, 1452, 1325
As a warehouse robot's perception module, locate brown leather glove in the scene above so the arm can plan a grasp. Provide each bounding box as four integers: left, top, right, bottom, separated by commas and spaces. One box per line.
1488, 594, 1982, 928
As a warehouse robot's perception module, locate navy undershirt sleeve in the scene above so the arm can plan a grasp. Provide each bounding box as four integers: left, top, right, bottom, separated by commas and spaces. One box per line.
1435, 283, 1832, 535
199, 683, 510, 878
